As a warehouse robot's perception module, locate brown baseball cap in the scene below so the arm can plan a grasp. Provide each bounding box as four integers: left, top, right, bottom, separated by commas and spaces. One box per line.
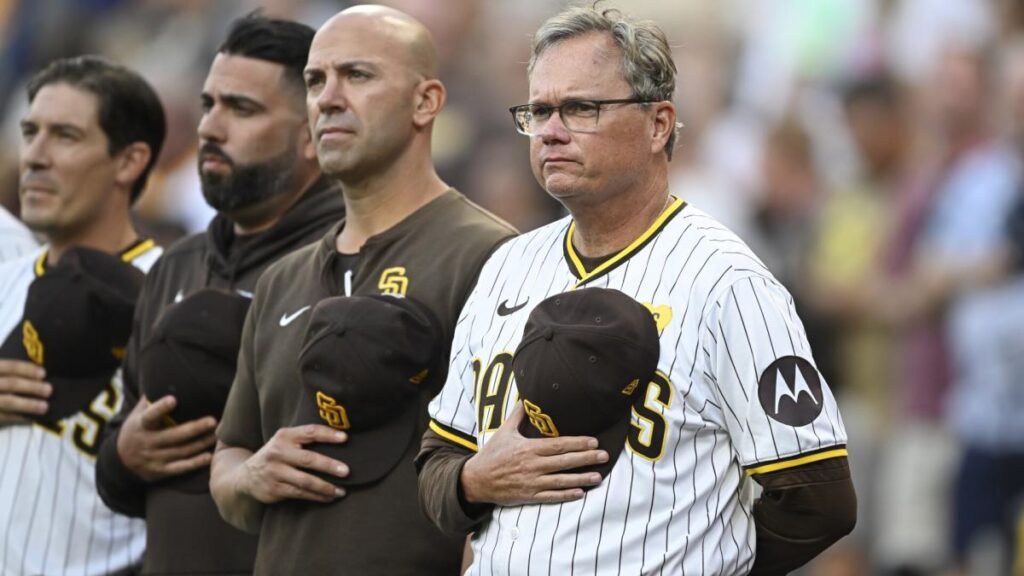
512, 288, 660, 479
140, 288, 251, 493
290, 294, 443, 487
0, 246, 144, 424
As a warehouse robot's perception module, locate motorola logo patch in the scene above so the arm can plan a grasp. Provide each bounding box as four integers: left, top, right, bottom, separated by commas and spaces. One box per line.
757, 356, 823, 427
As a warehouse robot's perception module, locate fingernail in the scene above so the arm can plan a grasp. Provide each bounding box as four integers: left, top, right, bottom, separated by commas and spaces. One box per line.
596, 450, 608, 463
335, 487, 346, 497
42, 384, 52, 396
589, 473, 603, 484
335, 431, 347, 442
336, 464, 349, 477
587, 438, 599, 449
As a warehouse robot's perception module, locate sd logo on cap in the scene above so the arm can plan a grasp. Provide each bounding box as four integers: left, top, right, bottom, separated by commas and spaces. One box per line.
512, 288, 660, 480
0, 246, 144, 424
290, 294, 443, 487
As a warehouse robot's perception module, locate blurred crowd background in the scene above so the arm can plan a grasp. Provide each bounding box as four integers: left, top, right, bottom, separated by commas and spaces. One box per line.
3, 0, 1024, 575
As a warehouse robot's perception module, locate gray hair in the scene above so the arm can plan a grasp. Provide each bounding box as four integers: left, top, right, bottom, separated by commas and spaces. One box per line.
528, 4, 679, 160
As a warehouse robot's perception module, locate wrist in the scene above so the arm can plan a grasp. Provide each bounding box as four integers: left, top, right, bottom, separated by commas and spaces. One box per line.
459, 454, 484, 505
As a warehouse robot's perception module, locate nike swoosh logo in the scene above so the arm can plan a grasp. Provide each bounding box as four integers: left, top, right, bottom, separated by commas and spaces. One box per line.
279, 305, 311, 327
497, 299, 529, 316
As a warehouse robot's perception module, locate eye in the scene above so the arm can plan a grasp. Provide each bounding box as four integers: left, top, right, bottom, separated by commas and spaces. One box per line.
304, 73, 325, 90
562, 101, 599, 117
348, 69, 372, 82
530, 105, 553, 120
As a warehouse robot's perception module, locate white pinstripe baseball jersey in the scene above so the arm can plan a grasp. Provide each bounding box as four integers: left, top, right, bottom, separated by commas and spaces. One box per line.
428, 198, 847, 575
0, 240, 160, 576
0, 208, 38, 266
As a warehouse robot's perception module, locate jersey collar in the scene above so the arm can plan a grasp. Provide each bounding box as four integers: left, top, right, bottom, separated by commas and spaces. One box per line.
34, 238, 157, 277
564, 197, 685, 288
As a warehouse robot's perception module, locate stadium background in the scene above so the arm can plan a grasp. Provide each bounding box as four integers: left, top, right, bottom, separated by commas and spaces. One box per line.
2, 1, 1023, 574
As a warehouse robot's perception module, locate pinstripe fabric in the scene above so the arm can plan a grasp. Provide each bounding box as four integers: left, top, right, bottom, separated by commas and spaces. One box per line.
0, 244, 160, 576
428, 203, 847, 575
0, 208, 37, 266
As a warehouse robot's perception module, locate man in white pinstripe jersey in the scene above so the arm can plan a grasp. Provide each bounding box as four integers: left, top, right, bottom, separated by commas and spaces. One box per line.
417, 6, 856, 575
0, 56, 165, 575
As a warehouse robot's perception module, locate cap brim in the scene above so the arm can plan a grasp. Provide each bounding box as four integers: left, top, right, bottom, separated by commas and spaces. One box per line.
518, 404, 631, 481
39, 373, 113, 425
290, 387, 418, 487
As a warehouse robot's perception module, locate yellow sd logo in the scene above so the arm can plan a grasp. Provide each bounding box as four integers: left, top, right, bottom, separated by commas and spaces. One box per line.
22, 320, 43, 365
523, 399, 559, 437
378, 267, 409, 296
316, 391, 350, 430
642, 303, 673, 335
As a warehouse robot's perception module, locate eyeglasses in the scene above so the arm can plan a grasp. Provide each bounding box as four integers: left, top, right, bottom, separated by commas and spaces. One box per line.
509, 98, 656, 136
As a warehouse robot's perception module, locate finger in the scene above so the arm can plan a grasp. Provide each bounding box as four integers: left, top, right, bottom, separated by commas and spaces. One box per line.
534, 449, 608, 474
280, 483, 342, 504
531, 488, 587, 504
139, 396, 177, 430
154, 416, 217, 447
533, 436, 601, 457
156, 432, 217, 461
280, 446, 349, 479
161, 450, 213, 478
0, 394, 48, 416
274, 465, 346, 501
283, 424, 348, 447
0, 413, 31, 425
534, 471, 604, 491
0, 377, 51, 398
0, 359, 46, 380
502, 402, 526, 431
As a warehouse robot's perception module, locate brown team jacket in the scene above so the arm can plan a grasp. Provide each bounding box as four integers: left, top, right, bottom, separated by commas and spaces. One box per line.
218, 189, 516, 575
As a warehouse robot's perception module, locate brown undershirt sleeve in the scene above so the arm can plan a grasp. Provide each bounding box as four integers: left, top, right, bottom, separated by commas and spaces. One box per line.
749, 456, 856, 575
415, 427, 493, 535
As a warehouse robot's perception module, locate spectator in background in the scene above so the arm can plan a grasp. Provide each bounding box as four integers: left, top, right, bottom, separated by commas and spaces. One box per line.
873, 44, 1022, 576
745, 115, 836, 388
806, 74, 910, 576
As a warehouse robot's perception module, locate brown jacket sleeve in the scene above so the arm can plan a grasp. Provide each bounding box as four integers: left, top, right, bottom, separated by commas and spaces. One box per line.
415, 428, 492, 535
749, 456, 856, 575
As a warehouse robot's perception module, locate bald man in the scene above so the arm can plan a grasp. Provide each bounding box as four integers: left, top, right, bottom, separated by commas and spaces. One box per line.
209, 6, 515, 575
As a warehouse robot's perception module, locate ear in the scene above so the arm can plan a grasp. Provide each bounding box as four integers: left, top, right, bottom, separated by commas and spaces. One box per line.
411, 78, 446, 129
297, 122, 317, 162
649, 101, 676, 156
114, 142, 153, 193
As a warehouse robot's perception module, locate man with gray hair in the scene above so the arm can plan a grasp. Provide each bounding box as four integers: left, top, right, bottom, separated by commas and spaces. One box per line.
417, 5, 855, 574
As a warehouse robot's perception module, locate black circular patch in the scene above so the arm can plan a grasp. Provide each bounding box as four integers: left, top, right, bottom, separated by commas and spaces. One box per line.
757, 356, 824, 427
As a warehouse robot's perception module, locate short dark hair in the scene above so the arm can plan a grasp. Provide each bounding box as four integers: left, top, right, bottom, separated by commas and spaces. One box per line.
842, 74, 901, 110
27, 55, 167, 203
218, 13, 316, 93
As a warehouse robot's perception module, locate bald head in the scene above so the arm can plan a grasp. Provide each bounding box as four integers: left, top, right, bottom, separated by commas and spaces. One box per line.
315, 5, 438, 79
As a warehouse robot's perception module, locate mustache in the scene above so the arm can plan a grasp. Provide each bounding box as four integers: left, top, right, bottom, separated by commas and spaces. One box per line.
198, 143, 235, 167
20, 172, 57, 190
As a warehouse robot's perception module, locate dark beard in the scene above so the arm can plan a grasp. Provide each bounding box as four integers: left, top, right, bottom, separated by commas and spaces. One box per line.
199, 143, 297, 212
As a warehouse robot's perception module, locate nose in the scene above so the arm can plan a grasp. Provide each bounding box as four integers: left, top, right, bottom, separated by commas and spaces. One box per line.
20, 133, 50, 172
197, 105, 226, 144
537, 110, 571, 145
315, 75, 348, 116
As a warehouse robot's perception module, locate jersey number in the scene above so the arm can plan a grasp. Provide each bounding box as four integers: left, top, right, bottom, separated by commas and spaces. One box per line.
35, 382, 121, 457
474, 355, 671, 460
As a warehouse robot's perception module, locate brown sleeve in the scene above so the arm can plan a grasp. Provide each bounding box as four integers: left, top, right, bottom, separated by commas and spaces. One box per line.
217, 282, 264, 451
749, 456, 856, 575
415, 427, 492, 535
